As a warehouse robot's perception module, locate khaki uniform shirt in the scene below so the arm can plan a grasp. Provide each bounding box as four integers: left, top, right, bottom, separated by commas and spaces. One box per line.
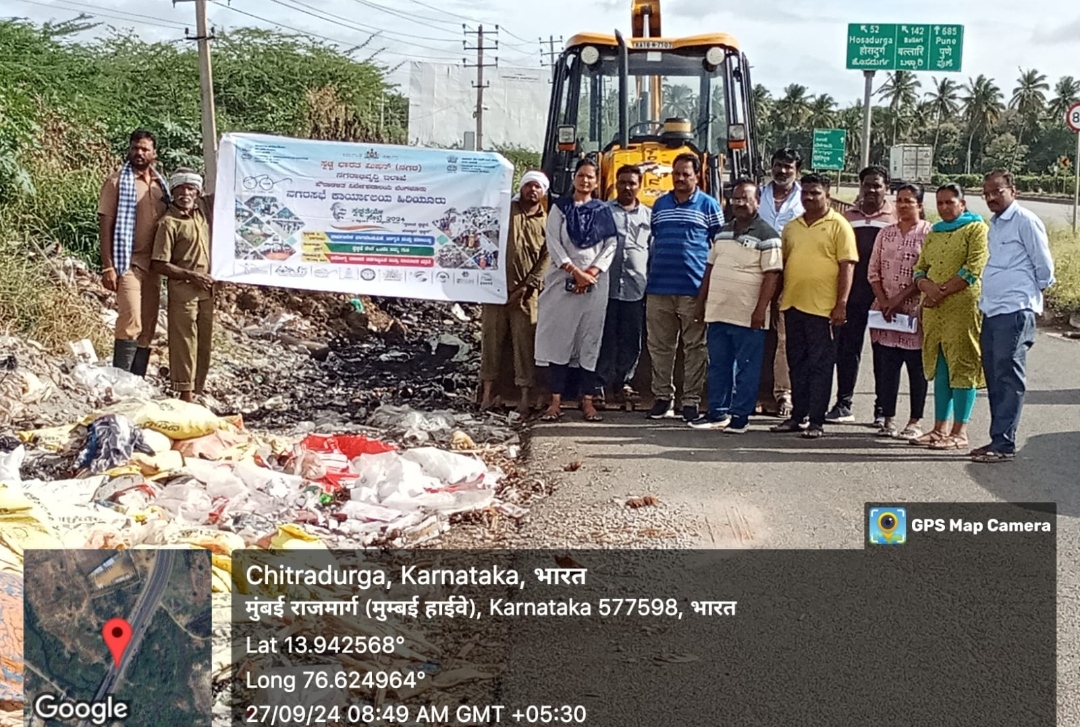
98, 168, 168, 272
152, 198, 212, 301
506, 200, 549, 294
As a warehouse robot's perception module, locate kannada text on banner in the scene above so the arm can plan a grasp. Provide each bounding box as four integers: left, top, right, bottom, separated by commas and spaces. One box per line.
211, 133, 514, 304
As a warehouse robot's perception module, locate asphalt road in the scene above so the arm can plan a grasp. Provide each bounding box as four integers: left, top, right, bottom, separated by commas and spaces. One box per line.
81, 550, 175, 725
525, 329, 1080, 724
837, 184, 1078, 227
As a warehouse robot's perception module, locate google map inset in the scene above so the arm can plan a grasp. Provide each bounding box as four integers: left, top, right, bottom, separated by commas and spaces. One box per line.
23, 549, 212, 727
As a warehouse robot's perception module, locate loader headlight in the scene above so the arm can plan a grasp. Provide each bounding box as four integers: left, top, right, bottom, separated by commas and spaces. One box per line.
705, 46, 724, 67
580, 45, 600, 66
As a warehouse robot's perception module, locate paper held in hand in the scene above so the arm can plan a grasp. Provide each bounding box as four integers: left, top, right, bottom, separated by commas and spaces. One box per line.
867, 310, 919, 333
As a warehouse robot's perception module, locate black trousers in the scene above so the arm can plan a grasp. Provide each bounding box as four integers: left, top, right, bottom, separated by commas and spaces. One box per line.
834, 300, 882, 416
785, 308, 837, 428
871, 343, 927, 420
595, 298, 646, 395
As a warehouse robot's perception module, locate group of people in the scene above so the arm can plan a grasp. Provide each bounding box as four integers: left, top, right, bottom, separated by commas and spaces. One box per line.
480, 147, 1055, 463
97, 129, 215, 402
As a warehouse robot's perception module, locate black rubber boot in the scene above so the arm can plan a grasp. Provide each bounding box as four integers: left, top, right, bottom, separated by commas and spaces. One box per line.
130, 347, 151, 377
111, 339, 138, 371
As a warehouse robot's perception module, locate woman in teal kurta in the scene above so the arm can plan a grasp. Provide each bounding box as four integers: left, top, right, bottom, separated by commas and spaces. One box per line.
910, 183, 989, 451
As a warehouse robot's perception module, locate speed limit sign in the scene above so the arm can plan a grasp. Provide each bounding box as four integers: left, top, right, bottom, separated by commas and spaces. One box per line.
1068, 102, 1080, 132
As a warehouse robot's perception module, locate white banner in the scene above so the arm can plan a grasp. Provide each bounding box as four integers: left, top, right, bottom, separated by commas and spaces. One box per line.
211, 133, 514, 303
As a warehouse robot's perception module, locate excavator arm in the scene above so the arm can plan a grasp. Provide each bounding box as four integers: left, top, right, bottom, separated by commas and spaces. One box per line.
631, 0, 661, 39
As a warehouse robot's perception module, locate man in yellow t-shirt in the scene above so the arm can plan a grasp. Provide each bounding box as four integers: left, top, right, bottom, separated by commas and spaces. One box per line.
770, 173, 857, 439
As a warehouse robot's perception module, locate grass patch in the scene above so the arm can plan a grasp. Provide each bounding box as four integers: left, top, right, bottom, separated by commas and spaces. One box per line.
1046, 227, 1080, 316
0, 234, 111, 355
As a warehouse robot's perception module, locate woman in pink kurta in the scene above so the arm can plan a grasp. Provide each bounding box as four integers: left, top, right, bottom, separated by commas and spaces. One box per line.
868, 184, 931, 439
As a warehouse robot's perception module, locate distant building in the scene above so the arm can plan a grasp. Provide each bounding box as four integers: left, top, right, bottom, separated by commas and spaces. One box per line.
407, 62, 550, 152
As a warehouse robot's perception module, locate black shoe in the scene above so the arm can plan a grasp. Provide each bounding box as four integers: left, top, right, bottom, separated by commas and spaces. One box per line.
647, 400, 674, 419
770, 418, 808, 433
111, 339, 138, 371
682, 405, 703, 423
130, 347, 151, 377
825, 404, 854, 422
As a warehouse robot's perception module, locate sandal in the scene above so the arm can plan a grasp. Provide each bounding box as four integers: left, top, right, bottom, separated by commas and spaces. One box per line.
539, 411, 562, 422
909, 430, 944, 446
583, 411, 604, 422
801, 427, 825, 439
777, 399, 793, 418
928, 435, 968, 450
897, 426, 923, 440
971, 450, 1014, 463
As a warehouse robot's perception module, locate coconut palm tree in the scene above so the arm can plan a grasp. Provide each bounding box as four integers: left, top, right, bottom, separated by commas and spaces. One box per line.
876, 71, 921, 145
925, 76, 961, 161
960, 74, 1005, 173
662, 83, 697, 119
806, 94, 838, 130
1010, 68, 1049, 147
1049, 75, 1080, 125
751, 83, 774, 158
774, 84, 810, 144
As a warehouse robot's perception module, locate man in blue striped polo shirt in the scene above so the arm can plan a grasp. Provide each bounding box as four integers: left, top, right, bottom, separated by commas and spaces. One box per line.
645, 153, 725, 422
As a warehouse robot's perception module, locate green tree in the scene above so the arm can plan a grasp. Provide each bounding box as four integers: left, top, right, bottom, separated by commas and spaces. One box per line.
961, 74, 1005, 173
1049, 75, 1080, 126
774, 84, 810, 145
925, 76, 961, 162
876, 71, 921, 145
806, 94, 838, 130
1009, 68, 1050, 166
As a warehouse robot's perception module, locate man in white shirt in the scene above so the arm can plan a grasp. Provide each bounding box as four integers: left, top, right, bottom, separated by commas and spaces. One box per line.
756, 148, 804, 418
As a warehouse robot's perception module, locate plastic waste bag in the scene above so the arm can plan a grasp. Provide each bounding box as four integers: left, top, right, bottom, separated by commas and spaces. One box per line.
73, 363, 156, 400
0, 446, 24, 485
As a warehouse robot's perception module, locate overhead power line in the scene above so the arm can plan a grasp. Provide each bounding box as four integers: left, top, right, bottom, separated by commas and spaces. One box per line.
211, 0, 464, 62
8, 0, 188, 30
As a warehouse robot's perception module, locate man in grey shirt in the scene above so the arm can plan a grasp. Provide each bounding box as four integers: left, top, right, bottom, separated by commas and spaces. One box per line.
596, 165, 652, 404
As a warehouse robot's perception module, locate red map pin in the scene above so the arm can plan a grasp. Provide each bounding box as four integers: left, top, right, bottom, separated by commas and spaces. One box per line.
102, 618, 132, 667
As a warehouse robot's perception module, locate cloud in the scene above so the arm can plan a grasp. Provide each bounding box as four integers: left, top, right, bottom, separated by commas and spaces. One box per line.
1031, 17, 1080, 44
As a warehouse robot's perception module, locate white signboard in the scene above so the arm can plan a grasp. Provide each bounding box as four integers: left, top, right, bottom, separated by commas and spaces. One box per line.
211, 133, 514, 303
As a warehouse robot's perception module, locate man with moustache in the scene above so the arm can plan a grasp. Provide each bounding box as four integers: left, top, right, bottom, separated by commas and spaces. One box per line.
645, 153, 724, 423
596, 165, 652, 404
97, 129, 171, 375
756, 148, 804, 418
970, 170, 1055, 463
152, 169, 215, 402
771, 174, 857, 439
826, 165, 896, 425
479, 170, 550, 413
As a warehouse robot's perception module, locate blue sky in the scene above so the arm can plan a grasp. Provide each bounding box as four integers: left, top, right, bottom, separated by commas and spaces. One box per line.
7, 0, 1080, 107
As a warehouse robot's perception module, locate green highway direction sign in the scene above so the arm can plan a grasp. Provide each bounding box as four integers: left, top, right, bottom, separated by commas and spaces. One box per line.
846, 23, 963, 72
812, 129, 846, 171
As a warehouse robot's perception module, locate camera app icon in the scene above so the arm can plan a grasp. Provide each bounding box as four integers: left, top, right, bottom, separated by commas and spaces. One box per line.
869, 507, 907, 545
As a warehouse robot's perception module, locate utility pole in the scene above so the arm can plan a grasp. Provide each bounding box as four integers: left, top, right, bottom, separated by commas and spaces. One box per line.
539, 35, 563, 68
464, 24, 498, 152
860, 70, 874, 171
175, 0, 218, 191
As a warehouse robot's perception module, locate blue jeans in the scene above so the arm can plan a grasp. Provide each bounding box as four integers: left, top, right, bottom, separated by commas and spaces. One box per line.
980, 310, 1036, 454
705, 321, 766, 423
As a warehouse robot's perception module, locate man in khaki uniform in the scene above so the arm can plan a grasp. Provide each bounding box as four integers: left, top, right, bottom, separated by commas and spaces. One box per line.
151, 169, 214, 402
479, 170, 550, 413
98, 129, 171, 375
